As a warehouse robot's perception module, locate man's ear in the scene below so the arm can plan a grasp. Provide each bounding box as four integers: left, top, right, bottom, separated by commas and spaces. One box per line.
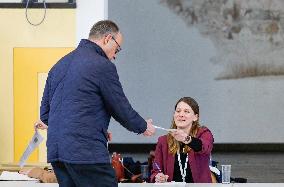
103, 34, 112, 45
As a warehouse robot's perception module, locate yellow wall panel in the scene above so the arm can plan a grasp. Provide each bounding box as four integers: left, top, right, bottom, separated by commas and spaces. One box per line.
0, 9, 75, 163
14, 48, 74, 162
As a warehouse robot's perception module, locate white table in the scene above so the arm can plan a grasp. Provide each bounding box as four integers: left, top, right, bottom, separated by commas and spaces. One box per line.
1, 182, 284, 187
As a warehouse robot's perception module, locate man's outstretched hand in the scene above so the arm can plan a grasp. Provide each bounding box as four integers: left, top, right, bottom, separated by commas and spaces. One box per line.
143, 119, 156, 136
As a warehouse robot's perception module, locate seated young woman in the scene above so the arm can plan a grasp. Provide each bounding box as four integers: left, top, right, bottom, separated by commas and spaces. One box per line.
150, 97, 214, 183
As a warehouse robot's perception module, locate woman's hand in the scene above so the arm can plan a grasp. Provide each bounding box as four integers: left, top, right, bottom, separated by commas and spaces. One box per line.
170, 129, 188, 142
155, 172, 169, 183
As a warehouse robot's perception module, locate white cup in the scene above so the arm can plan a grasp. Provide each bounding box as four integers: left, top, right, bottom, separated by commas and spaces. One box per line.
221, 165, 231, 184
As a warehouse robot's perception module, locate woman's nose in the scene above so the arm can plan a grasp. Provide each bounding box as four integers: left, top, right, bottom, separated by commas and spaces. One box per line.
178, 113, 184, 117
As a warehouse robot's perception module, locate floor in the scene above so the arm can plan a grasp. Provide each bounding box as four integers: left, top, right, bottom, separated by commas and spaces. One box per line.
121, 152, 284, 183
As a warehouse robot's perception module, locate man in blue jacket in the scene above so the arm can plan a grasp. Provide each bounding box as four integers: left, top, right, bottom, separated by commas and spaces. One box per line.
35, 20, 155, 187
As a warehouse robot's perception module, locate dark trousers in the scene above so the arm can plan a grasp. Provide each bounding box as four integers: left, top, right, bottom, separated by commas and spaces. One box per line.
51, 161, 118, 187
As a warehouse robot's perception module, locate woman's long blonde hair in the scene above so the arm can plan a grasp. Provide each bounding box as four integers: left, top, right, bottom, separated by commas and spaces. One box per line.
167, 97, 200, 155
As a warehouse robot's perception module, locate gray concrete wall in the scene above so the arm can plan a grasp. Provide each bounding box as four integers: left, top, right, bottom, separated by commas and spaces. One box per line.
108, 0, 284, 143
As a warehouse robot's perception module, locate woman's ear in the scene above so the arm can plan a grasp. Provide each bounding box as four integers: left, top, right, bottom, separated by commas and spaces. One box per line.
194, 114, 199, 122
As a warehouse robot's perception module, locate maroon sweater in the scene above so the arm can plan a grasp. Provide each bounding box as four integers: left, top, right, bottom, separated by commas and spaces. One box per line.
150, 127, 214, 183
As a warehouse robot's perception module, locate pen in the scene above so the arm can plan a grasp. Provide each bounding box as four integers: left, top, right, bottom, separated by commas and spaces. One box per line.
154, 161, 162, 172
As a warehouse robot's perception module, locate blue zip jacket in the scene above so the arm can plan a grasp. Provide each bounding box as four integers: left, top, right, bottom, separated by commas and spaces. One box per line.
40, 39, 147, 164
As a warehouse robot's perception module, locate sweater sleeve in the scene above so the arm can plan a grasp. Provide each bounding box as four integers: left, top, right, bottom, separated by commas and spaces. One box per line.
150, 137, 164, 182
188, 137, 202, 152
196, 128, 214, 155
40, 73, 51, 125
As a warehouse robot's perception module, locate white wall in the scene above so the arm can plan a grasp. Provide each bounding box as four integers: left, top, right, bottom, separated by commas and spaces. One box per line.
76, 0, 107, 44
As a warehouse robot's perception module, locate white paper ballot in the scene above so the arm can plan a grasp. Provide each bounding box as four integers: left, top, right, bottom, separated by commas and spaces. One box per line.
19, 131, 44, 168
153, 125, 177, 132
210, 165, 221, 175
0, 171, 39, 181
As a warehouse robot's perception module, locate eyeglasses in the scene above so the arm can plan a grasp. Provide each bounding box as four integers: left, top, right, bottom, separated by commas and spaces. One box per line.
111, 36, 122, 54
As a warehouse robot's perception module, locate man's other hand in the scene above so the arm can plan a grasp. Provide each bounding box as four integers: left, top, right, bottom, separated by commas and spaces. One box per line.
34, 120, 48, 131
107, 131, 112, 141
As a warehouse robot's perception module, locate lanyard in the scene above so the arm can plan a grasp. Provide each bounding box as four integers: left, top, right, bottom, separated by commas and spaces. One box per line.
177, 150, 189, 182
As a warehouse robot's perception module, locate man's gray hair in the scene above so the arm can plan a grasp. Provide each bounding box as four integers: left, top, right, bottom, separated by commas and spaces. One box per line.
89, 20, 119, 39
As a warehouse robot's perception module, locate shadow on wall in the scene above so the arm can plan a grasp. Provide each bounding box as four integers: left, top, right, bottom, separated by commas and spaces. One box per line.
160, 0, 284, 80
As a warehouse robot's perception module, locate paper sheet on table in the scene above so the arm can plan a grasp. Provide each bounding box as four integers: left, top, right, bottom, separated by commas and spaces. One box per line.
19, 131, 44, 168
0, 171, 39, 181
153, 125, 176, 132
153, 182, 186, 186
210, 165, 221, 175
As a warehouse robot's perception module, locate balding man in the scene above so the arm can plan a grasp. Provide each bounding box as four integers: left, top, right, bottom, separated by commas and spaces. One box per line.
36, 20, 155, 187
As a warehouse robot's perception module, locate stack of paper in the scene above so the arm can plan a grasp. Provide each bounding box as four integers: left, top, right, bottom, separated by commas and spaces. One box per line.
0, 171, 39, 181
